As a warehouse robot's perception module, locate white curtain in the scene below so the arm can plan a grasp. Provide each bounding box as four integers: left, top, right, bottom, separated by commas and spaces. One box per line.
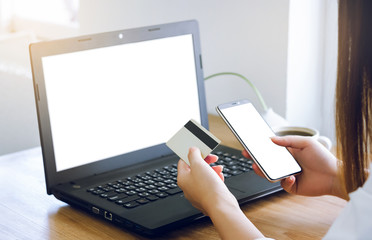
286, 0, 338, 142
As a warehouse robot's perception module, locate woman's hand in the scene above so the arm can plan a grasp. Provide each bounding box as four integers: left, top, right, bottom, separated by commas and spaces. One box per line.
178, 147, 264, 239
243, 136, 346, 199
177, 147, 238, 214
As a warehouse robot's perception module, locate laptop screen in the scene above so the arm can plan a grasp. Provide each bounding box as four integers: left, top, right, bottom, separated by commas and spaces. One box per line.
41, 34, 201, 172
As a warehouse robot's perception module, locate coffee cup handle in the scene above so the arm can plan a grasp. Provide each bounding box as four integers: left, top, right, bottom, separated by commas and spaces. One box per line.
317, 136, 332, 150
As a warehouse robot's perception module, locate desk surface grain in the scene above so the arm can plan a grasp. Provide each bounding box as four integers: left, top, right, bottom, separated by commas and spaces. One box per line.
0, 115, 346, 240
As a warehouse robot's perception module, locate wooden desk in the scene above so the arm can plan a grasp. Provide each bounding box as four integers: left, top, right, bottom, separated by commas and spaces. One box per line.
0, 115, 346, 239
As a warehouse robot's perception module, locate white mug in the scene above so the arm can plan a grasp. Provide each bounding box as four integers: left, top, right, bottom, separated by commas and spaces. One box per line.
273, 126, 332, 150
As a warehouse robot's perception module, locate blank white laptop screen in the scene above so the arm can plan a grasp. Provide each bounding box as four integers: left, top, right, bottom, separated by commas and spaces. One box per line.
41, 34, 201, 172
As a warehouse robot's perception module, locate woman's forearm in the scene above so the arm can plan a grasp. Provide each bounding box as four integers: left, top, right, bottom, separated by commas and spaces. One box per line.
206, 197, 264, 240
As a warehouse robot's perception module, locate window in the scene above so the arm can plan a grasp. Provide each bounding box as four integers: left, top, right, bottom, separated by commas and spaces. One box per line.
0, 0, 79, 39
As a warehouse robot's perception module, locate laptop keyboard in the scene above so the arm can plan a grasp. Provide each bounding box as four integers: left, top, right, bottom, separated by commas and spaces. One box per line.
87, 151, 253, 209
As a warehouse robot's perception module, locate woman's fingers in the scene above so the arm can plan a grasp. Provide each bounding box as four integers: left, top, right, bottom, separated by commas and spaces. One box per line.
212, 165, 224, 181
242, 150, 252, 159
280, 175, 297, 194
204, 154, 218, 164
252, 163, 265, 178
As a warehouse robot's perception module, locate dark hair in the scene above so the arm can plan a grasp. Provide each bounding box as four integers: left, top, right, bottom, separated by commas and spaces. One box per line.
336, 0, 372, 193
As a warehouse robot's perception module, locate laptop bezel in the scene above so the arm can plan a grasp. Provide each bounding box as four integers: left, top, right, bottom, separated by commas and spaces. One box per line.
29, 20, 208, 194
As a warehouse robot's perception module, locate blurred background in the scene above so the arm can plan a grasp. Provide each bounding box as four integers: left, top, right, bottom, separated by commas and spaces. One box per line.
0, 0, 337, 155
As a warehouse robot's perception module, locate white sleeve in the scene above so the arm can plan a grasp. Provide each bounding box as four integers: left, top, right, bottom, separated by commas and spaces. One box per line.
323, 164, 372, 240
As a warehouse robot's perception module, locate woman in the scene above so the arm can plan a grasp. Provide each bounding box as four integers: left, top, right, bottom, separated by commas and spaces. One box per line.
177, 0, 372, 239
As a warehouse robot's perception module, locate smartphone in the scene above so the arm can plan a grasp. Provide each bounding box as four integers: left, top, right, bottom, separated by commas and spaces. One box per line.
216, 99, 302, 182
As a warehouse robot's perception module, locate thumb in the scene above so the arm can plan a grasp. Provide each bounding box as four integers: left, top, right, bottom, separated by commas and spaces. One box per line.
271, 136, 310, 149
187, 147, 204, 167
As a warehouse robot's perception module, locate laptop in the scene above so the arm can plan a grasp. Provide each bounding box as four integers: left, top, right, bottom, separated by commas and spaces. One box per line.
29, 20, 281, 236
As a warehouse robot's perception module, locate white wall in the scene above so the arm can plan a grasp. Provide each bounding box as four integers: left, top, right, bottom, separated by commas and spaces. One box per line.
79, 0, 290, 116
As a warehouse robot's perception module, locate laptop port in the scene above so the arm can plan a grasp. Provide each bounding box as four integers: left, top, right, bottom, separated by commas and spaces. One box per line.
104, 211, 112, 221
92, 206, 100, 215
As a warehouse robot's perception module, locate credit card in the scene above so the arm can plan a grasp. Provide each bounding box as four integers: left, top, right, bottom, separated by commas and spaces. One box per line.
166, 119, 221, 165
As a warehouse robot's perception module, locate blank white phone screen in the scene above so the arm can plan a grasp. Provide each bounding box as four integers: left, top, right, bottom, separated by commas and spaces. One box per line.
219, 103, 301, 180
42, 34, 201, 172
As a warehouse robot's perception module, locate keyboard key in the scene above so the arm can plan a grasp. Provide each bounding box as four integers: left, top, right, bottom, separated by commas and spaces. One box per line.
136, 198, 149, 204
231, 170, 243, 176
229, 165, 240, 170
224, 157, 232, 162
125, 190, 137, 196
239, 162, 251, 168
92, 189, 105, 195
136, 174, 151, 180
140, 175, 152, 181
240, 167, 251, 172
112, 184, 122, 189
125, 185, 136, 190
166, 187, 182, 195
123, 201, 139, 208
156, 170, 169, 175
158, 186, 169, 192
134, 183, 146, 187
135, 187, 147, 193
144, 180, 155, 185
108, 194, 127, 201
115, 188, 126, 193
153, 177, 165, 182
87, 188, 96, 192
156, 192, 168, 198
122, 194, 141, 204
223, 173, 232, 178
146, 195, 159, 201
145, 185, 156, 190
163, 175, 173, 179
225, 161, 238, 166
216, 160, 224, 164
138, 192, 150, 197
148, 189, 160, 194
167, 183, 178, 189
128, 177, 142, 183
102, 186, 114, 192
163, 166, 172, 171
115, 199, 127, 205
100, 192, 117, 198
146, 171, 161, 178
120, 181, 132, 186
